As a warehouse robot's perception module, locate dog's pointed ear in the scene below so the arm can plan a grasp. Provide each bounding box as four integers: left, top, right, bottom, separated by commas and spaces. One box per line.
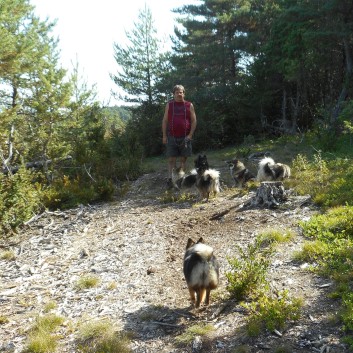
186, 238, 195, 249
196, 237, 204, 244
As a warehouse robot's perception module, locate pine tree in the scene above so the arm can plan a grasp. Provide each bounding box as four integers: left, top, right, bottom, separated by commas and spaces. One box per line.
0, 0, 73, 171
111, 4, 171, 105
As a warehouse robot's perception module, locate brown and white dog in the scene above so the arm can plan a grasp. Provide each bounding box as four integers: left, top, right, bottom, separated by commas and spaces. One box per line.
194, 155, 220, 201
257, 157, 291, 182
226, 159, 256, 187
183, 237, 220, 308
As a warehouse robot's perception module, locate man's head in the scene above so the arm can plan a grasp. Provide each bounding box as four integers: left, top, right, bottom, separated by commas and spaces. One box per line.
173, 85, 185, 102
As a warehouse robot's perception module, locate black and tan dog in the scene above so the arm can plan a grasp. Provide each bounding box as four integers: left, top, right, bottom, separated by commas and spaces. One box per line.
172, 167, 197, 190
226, 159, 256, 187
257, 157, 291, 182
194, 154, 220, 201
183, 237, 220, 308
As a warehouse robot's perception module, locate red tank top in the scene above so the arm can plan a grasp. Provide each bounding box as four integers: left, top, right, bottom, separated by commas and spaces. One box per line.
167, 100, 191, 137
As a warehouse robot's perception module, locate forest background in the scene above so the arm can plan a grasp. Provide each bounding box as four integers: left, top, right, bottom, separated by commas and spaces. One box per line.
1, 0, 353, 234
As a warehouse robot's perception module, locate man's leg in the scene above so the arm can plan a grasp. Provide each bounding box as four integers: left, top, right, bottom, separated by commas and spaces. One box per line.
166, 156, 177, 189
168, 156, 177, 178
179, 156, 187, 171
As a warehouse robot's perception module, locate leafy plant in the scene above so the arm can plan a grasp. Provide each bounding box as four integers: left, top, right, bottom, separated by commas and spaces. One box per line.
43, 175, 115, 210
300, 206, 353, 241
291, 154, 353, 207
293, 239, 329, 263
244, 290, 302, 336
0, 168, 43, 235
226, 238, 274, 300
297, 205, 353, 345
257, 228, 294, 247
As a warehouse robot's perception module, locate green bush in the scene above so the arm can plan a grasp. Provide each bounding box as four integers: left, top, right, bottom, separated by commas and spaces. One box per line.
226, 238, 274, 300
42, 175, 115, 210
290, 154, 353, 207
244, 290, 302, 336
298, 205, 353, 345
300, 206, 353, 241
0, 168, 43, 236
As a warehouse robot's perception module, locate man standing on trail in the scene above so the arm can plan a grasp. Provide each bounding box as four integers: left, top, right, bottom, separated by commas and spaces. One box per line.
162, 84, 197, 189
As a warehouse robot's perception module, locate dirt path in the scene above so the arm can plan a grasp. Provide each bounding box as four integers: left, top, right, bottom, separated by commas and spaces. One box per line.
0, 170, 348, 352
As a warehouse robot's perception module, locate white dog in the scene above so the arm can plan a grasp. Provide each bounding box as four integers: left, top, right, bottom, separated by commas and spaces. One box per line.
257, 157, 291, 182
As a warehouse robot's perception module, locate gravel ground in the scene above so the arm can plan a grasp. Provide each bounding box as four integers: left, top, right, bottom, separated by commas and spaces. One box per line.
0, 168, 349, 353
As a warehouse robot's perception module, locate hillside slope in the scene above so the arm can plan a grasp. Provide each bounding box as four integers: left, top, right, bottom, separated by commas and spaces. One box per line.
0, 165, 348, 353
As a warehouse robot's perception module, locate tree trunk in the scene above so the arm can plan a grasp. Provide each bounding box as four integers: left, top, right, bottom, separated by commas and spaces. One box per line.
332, 38, 353, 122
251, 181, 288, 208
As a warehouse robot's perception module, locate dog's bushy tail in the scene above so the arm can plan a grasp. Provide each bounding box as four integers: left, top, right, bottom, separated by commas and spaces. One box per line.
257, 157, 291, 181
203, 169, 220, 194
258, 157, 275, 168
202, 169, 220, 180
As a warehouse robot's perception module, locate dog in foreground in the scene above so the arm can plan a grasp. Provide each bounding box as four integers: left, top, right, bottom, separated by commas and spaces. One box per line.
183, 237, 220, 308
226, 159, 256, 187
257, 157, 291, 182
194, 154, 220, 201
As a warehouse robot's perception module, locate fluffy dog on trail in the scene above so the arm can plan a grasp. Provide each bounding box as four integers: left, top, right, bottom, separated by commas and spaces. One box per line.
257, 157, 291, 182
172, 167, 197, 190
183, 237, 220, 308
194, 155, 220, 201
226, 159, 256, 187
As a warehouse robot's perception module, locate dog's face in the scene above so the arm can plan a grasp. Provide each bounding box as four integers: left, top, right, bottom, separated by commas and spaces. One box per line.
226, 159, 241, 170
226, 160, 234, 170
195, 155, 209, 173
226, 159, 246, 175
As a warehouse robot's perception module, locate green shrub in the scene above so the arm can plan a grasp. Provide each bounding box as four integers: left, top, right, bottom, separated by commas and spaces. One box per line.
0, 168, 43, 235
291, 154, 353, 207
293, 239, 329, 263
43, 175, 115, 210
226, 238, 274, 300
244, 290, 302, 336
290, 153, 330, 204
298, 205, 353, 344
257, 228, 294, 247
300, 206, 353, 241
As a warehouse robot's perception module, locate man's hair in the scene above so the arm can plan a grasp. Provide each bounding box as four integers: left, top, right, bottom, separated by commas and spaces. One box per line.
173, 85, 185, 94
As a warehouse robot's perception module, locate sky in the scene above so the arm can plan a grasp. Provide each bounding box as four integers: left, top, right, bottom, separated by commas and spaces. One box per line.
31, 0, 198, 106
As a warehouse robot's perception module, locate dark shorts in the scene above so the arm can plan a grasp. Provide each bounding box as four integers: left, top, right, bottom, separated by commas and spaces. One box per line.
166, 136, 192, 157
